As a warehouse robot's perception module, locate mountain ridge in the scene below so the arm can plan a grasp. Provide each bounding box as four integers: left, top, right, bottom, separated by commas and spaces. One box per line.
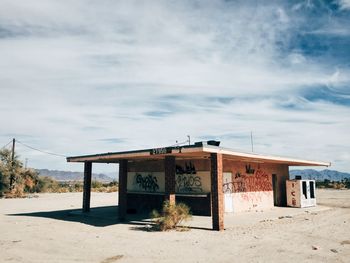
36, 169, 115, 182
289, 169, 350, 181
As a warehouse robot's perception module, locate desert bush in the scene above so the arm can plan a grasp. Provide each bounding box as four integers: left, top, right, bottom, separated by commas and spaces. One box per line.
333, 182, 345, 189
0, 149, 24, 196
0, 170, 8, 197
151, 201, 191, 231
342, 178, 350, 189
34, 176, 60, 193
91, 180, 103, 188
106, 185, 118, 192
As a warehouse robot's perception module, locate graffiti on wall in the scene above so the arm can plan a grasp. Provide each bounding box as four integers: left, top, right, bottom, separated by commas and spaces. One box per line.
176, 162, 197, 175
223, 169, 272, 193
245, 164, 255, 174
223, 181, 244, 193
133, 173, 159, 192
291, 182, 296, 206
175, 162, 203, 193
239, 191, 273, 204
176, 174, 202, 193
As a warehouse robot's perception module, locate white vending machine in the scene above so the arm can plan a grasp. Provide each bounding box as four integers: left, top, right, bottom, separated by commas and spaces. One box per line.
286, 179, 316, 208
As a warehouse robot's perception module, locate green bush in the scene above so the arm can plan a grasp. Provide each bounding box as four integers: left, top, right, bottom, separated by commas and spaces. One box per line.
91, 180, 103, 188
34, 176, 60, 193
151, 201, 191, 231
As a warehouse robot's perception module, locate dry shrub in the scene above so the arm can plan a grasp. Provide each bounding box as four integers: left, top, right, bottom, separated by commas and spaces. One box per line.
91, 185, 118, 193
333, 183, 345, 189
151, 201, 191, 231
5, 186, 25, 198
57, 187, 69, 193
107, 186, 118, 192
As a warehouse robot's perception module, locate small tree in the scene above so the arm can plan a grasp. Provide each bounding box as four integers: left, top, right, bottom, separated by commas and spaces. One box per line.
0, 149, 41, 197
0, 149, 24, 196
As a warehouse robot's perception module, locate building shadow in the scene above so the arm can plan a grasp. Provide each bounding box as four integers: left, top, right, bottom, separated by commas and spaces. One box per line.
8, 206, 213, 230
7, 205, 151, 227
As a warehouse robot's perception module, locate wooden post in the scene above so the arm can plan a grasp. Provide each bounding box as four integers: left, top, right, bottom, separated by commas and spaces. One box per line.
211, 153, 224, 231
82, 161, 92, 212
164, 156, 176, 205
9, 138, 16, 190
118, 159, 128, 221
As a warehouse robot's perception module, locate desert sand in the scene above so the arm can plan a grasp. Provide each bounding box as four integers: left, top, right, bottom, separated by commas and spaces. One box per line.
0, 189, 349, 263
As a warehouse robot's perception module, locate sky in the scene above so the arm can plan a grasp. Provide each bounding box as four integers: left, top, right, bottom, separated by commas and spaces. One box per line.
0, 0, 349, 174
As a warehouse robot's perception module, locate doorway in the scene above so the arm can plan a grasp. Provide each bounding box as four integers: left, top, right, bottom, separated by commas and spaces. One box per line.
223, 172, 234, 213
272, 174, 278, 206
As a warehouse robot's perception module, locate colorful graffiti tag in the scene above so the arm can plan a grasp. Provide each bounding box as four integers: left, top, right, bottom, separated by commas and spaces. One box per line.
222, 169, 272, 193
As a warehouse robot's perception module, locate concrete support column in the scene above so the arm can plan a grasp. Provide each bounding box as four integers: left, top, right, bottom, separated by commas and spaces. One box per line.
118, 159, 128, 221
211, 153, 224, 231
164, 156, 176, 205
82, 161, 92, 212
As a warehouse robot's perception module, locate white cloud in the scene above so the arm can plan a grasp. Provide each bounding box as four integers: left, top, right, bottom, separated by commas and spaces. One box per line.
0, 0, 349, 173
338, 0, 350, 10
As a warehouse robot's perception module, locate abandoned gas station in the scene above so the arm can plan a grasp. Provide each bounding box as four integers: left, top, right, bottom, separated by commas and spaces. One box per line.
66, 141, 330, 231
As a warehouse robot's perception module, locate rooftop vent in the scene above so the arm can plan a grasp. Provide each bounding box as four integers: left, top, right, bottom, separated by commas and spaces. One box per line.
194, 140, 221, 147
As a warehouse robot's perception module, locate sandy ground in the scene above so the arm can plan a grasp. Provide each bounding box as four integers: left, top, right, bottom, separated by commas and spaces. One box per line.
0, 189, 349, 263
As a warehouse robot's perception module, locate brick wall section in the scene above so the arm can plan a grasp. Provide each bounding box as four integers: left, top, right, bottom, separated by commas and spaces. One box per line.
164, 156, 176, 205
82, 162, 92, 212
118, 159, 128, 221
211, 153, 224, 231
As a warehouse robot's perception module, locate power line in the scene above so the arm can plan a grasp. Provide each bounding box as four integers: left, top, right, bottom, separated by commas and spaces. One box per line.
16, 139, 67, 158
1, 140, 13, 150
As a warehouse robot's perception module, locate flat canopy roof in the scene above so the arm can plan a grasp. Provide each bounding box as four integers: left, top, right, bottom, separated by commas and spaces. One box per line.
67, 144, 330, 167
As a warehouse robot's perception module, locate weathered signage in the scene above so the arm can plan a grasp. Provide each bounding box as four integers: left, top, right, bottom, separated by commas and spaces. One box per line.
150, 147, 172, 155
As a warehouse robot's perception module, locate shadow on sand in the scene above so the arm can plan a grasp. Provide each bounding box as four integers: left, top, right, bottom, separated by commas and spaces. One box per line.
7, 205, 153, 228
8, 206, 212, 230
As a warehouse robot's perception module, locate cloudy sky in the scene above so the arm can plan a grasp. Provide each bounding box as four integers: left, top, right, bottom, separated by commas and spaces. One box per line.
0, 0, 349, 174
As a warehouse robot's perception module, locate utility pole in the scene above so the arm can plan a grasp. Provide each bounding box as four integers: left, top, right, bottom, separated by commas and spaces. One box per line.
9, 138, 15, 190
25, 158, 28, 169
187, 135, 191, 146
250, 131, 254, 152
11, 138, 15, 163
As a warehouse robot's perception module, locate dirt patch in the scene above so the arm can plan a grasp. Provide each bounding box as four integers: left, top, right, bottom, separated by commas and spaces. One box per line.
100, 255, 124, 263
0, 190, 349, 263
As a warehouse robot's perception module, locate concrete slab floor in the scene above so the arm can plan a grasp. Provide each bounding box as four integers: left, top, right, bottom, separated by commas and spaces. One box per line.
68, 204, 330, 231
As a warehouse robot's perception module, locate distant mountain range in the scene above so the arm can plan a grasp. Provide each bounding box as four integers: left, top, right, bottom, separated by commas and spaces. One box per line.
290, 169, 350, 182
36, 169, 115, 182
